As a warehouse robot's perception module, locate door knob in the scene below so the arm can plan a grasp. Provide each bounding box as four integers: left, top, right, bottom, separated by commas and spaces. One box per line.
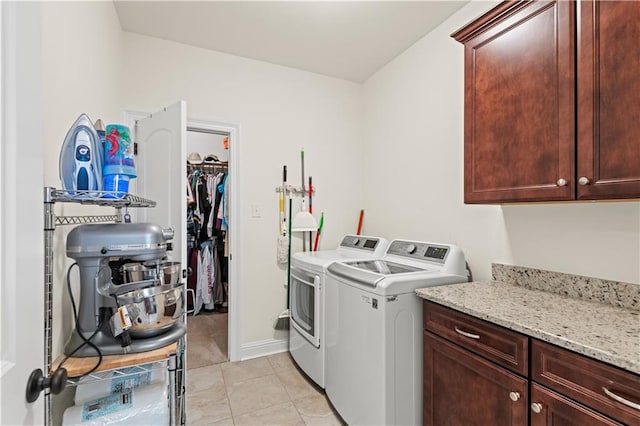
25, 367, 67, 403
531, 402, 543, 414
556, 178, 567, 187
509, 391, 520, 401
578, 176, 590, 186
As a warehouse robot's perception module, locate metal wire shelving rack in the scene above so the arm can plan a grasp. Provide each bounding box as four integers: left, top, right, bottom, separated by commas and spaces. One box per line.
42, 187, 185, 426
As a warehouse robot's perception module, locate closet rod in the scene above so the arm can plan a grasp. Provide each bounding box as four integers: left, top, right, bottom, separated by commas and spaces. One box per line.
187, 163, 228, 171
187, 126, 230, 137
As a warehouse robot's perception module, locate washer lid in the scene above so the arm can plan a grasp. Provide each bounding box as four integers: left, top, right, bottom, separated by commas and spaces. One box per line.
328, 260, 429, 288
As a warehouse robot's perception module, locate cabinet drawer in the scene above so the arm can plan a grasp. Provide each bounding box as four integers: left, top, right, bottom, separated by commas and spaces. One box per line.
532, 340, 640, 425
423, 301, 528, 376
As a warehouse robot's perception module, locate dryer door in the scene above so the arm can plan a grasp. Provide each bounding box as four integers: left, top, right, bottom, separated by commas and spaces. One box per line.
290, 267, 320, 348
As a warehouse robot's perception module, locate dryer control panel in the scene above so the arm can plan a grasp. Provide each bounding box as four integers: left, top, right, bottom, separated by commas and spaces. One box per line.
340, 235, 382, 251
387, 240, 450, 264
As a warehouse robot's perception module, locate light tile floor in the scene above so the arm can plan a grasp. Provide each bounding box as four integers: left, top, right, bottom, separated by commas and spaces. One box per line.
187, 311, 229, 368
186, 314, 344, 425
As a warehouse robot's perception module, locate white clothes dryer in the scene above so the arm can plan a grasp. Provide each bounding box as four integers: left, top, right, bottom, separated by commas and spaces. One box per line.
289, 235, 389, 389
325, 240, 468, 425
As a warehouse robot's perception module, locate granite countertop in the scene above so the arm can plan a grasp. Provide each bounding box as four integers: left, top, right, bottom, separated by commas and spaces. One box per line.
416, 280, 640, 374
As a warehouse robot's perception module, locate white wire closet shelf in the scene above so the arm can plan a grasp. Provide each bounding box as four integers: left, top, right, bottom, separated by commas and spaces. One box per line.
49, 188, 157, 208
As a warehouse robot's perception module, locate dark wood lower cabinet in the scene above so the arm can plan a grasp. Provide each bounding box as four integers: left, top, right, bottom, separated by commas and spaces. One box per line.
423, 331, 527, 426
422, 302, 637, 426
530, 384, 622, 426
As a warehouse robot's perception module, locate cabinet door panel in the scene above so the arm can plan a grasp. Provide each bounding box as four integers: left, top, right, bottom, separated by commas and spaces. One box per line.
530, 384, 622, 426
532, 340, 640, 425
577, 0, 640, 199
423, 331, 527, 426
457, 1, 575, 203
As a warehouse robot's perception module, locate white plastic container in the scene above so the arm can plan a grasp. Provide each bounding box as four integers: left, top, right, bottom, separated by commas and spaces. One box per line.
63, 383, 169, 426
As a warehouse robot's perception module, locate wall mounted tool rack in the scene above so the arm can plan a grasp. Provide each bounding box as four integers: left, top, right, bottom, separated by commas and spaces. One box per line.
41, 187, 185, 426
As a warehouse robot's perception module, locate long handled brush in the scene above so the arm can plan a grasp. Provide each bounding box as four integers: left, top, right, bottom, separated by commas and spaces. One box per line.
276, 166, 288, 264
274, 198, 293, 330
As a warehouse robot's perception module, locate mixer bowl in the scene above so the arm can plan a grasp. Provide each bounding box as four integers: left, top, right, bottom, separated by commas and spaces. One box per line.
122, 263, 157, 283
118, 282, 184, 338
123, 261, 181, 285
158, 261, 181, 285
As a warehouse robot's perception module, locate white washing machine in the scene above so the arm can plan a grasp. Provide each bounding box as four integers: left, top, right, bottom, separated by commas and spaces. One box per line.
289, 234, 389, 389
325, 240, 467, 425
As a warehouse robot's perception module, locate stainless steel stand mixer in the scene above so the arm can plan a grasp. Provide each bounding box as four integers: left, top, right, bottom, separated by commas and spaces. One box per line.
64, 222, 186, 357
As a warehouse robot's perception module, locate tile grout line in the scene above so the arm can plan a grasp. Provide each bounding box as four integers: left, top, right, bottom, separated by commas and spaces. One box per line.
218, 361, 236, 423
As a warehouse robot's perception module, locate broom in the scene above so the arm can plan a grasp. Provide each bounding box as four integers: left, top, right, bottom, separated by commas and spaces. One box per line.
274, 198, 293, 330
276, 166, 288, 264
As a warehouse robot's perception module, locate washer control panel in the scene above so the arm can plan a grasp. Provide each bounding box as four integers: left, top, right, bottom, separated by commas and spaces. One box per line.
340, 235, 381, 251
387, 240, 449, 264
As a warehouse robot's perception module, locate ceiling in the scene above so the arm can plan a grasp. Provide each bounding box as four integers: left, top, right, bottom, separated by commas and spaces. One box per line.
113, 1, 469, 83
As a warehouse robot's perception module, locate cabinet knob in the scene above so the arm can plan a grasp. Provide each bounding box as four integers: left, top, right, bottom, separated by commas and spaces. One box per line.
578, 176, 590, 186
556, 178, 567, 187
531, 403, 543, 414
509, 392, 520, 402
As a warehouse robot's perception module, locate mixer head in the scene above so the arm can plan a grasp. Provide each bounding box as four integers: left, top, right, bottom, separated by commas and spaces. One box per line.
66, 223, 174, 262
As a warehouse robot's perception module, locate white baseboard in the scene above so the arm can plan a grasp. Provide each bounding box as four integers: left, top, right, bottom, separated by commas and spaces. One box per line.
240, 338, 289, 361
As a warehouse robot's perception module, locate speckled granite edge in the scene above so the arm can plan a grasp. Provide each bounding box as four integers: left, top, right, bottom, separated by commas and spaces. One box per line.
492, 263, 640, 311
416, 282, 640, 374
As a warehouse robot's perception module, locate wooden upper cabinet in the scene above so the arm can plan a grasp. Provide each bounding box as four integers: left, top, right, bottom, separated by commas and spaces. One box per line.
453, 1, 575, 203
453, 0, 640, 203
577, 0, 640, 199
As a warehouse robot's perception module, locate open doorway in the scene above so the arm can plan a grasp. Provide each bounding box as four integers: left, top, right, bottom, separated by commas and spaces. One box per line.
123, 109, 240, 364
185, 125, 230, 366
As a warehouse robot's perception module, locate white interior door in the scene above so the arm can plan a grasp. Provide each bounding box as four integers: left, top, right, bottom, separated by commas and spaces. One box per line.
135, 101, 187, 272
1, 1, 45, 424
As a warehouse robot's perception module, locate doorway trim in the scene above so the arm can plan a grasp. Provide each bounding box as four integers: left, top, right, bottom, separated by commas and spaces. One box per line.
187, 117, 240, 362
122, 110, 241, 362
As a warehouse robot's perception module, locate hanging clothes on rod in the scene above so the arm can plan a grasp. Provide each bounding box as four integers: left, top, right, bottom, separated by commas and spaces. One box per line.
186, 162, 229, 314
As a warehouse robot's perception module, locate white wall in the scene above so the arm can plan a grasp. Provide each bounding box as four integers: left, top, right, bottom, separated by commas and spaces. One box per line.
363, 1, 640, 284
39, 1, 362, 358
41, 1, 124, 358
119, 33, 365, 344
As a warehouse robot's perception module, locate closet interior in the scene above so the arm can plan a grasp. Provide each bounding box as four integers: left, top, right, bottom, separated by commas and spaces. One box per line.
185, 129, 230, 365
